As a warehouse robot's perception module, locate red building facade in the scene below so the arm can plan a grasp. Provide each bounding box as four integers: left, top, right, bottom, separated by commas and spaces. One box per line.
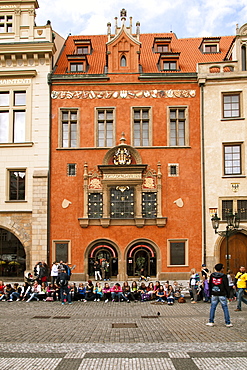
49, 11, 233, 280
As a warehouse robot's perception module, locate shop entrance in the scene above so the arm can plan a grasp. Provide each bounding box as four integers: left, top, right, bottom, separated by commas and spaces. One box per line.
88, 243, 118, 278
127, 243, 156, 278
0, 228, 26, 277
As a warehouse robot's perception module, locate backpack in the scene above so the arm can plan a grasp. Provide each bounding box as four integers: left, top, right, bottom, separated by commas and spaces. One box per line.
59, 279, 68, 287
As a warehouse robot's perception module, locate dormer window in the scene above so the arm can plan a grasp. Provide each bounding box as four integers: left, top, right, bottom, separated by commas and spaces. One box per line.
77, 46, 89, 55
163, 61, 177, 70
0, 15, 13, 33
200, 38, 220, 53
158, 52, 180, 71
67, 53, 88, 73
70, 63, 84, 72
157, 44, 169, 53
74, 39, 92, 55
153, 37, 171, 53
120, 55, 127, 67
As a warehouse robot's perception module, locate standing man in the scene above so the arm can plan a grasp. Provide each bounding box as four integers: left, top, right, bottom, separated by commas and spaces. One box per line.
56, 268, 72, 305
234, 266, 247, 312
206, 263, 232, 327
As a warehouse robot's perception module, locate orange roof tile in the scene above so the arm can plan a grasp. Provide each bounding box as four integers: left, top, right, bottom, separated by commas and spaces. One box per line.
54, 32, 235, 75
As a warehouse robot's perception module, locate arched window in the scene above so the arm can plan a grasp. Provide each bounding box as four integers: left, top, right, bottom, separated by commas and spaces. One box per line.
120, 55, 127, 67
241, 45, 246, 71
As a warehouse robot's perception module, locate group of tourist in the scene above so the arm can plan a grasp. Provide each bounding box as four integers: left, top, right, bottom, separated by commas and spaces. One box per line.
0, 279, 183, 304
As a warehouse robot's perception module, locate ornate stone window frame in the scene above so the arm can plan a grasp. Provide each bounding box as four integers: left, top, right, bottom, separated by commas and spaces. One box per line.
79, 143, 166, 228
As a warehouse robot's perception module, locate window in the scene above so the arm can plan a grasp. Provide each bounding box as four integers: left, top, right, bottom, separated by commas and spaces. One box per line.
133, 108, 150, 146
157, 44, 169, 52
224, 144, 241, 175
77, 46, 89, 54
54, 242, 69, 263
61, 110, 78, 148
168, 164, 179, 177
67, 163, 76, 176
169, 241, 186, 265
169, 108, 186, 146
163, 61, 177, 70
110, 187, 134, 218
120, 55, 127, 67
222, 200, 233, 220
97, 109, 114, 147
221, 198, 247, 221
204, 44, 217, 53
0, 91, 26, 143
142, 192, 157, 218
223, 94, 240, 118
0, 15, 13, 33
70, 63, 84, 72
88, 193, 103, 218
237, 200, 247, 220
9, 170, 25, 201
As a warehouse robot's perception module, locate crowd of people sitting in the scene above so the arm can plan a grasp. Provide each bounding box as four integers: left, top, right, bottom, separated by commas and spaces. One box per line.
0, 261, 237, 305
0, 279, 184, 304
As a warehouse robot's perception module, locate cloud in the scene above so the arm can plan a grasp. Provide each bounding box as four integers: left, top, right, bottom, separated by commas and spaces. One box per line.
36, 0, 247, 39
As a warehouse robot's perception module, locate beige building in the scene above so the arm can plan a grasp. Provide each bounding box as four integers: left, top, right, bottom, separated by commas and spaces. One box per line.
198, 24, 247, 273
0, 0, 63, 277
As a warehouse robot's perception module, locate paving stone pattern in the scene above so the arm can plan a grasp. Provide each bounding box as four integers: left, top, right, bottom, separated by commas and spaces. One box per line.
0, 299, 246, 369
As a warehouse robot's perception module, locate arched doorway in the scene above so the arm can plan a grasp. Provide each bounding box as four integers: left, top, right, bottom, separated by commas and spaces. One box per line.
127, 243, 156, 278
0, 228, 26, 277
88, 243, 118, 278
220, 232, 247, 272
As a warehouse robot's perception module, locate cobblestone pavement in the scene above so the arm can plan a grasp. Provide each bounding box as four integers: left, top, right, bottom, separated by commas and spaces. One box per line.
0, 299, 246, 369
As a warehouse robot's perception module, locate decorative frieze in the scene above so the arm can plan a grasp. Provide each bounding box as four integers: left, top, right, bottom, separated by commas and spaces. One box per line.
51, 89, 196, 100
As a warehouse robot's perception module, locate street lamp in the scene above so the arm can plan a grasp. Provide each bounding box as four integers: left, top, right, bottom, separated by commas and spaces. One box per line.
211, 212, 240, 271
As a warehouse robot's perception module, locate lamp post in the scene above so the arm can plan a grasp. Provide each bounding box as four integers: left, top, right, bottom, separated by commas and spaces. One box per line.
211, 212, 240, 271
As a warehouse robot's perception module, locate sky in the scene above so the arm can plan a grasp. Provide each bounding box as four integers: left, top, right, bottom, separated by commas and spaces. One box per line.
36, 0, 247, 39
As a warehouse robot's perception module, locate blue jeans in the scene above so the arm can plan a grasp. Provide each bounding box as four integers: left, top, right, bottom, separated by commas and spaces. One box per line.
209, 296, 231, 325
237, 288, 247, 310
60, 287, 71, 303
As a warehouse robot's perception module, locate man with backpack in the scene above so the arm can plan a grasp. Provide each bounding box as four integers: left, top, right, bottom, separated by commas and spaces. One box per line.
234, 266, 247, 312
56, 268, 72, 305
206, 263, 232, 327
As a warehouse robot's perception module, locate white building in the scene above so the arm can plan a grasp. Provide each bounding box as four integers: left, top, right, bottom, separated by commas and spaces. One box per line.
0, 0, 64, 277
198, 24, 247, 273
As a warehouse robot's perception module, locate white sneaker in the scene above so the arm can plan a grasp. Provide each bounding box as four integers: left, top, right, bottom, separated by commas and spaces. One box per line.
226, 323, 233, 327
206, 322, 214, 327
97, 299, 100, 302
105, 299, 108, 303
94, 299, 97, 301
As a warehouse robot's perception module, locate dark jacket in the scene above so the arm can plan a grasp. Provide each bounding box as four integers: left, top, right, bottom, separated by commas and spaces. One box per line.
56, 272, 69, 287
209, 272, 230, 298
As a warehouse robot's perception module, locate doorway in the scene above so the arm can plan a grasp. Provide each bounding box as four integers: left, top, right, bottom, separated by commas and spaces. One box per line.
220, 232, 247, 273
127, 243, 156, 277
0, 228, 26, 277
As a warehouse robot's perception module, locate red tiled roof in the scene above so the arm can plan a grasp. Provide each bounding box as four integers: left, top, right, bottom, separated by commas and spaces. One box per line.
54, 32, 235, 75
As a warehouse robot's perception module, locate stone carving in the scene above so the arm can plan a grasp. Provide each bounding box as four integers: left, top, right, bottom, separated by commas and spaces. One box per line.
143, 177, 155, 189
89, 178, 102, 189
173, 198, 184, 208
62, 199, 72, 209
51, 89, 196, 100
113, 147, 132, 165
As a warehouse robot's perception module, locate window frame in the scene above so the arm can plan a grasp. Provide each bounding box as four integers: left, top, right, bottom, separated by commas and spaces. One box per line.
0, 88, 30, 144
0, 14, 13, 33
219, 197, 247, 221
222, 92, 241, 119
223, 143, 242, 176
7, 169, 26, 202
95, 107, 115, 148
131, 107, 152, 147
168, 106, 189, 147
167, 239, 188, 267
59, 108, 79, 148
168, 163, 179, 177
52, 240, 71, 264
67, 163, 77, 176
163, 60, 177, 71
